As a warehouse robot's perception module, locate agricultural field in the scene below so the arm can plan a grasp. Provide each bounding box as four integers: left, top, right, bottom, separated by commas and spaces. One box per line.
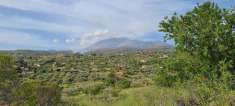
10, 50, 170, 105
1, 48, 232, 106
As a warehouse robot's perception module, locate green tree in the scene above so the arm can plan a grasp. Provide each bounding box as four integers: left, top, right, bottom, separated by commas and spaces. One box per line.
158, 2, 235, 87
160, 2, 235, 68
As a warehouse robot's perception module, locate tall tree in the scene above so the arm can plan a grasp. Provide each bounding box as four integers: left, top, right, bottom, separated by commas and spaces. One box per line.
159, 2, 235, 72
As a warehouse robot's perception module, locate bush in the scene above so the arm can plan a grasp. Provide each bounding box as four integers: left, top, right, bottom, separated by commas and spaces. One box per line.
0, 54, 19, 105
118, 79, 131, 89
85, 83, 105, 95
36, 82, 62, 106
155, 52, 202, 87
14, 80, 62, 106
104, 72, 118, 86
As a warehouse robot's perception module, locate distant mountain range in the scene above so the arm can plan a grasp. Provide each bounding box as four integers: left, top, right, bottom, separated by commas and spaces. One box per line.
84, 37, 172, 53
0, 50, 74, 55
0, 38, 172, 54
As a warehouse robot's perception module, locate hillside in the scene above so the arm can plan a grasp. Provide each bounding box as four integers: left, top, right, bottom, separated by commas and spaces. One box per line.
84, 38, 171, 54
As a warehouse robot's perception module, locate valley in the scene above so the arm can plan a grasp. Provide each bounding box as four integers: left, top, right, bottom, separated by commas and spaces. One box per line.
8, 49, 172, 105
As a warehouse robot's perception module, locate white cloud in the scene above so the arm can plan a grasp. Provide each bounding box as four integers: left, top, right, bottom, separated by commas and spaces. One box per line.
0, 0, 199, 50
65, 38, 75, 44
53, 39, 59, 43
78, 29, 118, 48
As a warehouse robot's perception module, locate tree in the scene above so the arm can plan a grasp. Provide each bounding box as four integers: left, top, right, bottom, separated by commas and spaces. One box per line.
157, 2, 235, 87
159, 2, 235, 73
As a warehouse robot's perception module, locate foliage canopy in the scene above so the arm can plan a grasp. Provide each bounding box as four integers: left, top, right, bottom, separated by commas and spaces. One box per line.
160, 2, 235, 68
158, 2, 235, 88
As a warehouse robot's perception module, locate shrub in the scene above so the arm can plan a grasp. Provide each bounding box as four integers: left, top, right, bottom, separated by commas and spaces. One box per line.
0, 54, 19, 105
104, 72, 118, 86
117, 79, 131, 89
36, 82, 62, 106
14, 80, 62, 106
85, 83, 105, 95
155, 52, 202, 87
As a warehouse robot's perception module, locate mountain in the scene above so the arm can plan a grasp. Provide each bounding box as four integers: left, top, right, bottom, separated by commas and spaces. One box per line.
0, 50, 74, 56
84, 37, 171, 53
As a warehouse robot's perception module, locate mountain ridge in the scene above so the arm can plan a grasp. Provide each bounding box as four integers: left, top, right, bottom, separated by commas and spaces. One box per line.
84, 37, 172, 53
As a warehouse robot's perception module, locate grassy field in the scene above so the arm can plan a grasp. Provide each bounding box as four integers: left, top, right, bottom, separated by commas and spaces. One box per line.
62, 86, 235, 106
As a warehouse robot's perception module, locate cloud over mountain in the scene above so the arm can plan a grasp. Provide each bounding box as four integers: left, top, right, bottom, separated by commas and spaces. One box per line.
0, 0, 234, 51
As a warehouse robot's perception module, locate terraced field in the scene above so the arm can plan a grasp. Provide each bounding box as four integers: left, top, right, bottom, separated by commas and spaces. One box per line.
11, 51, 171, 105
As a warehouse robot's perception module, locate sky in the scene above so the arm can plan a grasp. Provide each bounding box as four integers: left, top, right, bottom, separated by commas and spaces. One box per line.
0, 0, 234, 51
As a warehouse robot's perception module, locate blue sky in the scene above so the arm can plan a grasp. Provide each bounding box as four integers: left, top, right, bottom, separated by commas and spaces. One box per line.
0, 0, 234, 51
